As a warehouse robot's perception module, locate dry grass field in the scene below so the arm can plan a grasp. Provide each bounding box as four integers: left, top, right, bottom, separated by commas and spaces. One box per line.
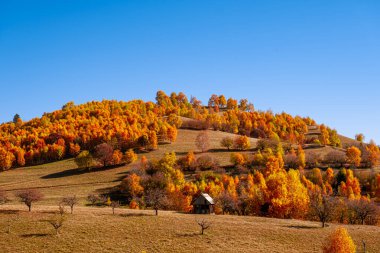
0, 204, 379, 253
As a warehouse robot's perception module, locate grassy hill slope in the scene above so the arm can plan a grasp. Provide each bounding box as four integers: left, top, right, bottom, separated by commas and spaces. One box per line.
0, 129, 257, 205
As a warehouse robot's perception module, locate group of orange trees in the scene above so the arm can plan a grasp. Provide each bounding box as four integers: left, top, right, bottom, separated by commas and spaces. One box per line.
120, 150, 380, 224
0, 90, 343, 170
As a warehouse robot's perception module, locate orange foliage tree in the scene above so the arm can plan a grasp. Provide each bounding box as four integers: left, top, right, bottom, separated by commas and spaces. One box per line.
346, 146, 361, 167
323, 227, 356, 253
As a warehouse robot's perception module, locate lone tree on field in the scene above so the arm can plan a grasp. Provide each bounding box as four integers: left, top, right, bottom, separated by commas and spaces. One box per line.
196, 131, 210, 153
75, 151, 94, 171
145, 189, 166, 216
111, 200, 120, 215
196, 219, 211, 235
220, 136, 233, 150
323, 227, 356, 253
355, 133, 365, 143
94, 143, 114, 167
47, 215, 66, 236
233, 135, 250, 150
87, 194, 99, 206
346, 146, 361, 167
61, 195, 78, 214
309, 192, 336, 228
16, 189, 43, 212
0, 190, 9, 204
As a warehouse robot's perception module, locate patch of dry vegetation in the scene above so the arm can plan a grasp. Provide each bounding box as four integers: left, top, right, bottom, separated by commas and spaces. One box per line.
0, 205, 379, 253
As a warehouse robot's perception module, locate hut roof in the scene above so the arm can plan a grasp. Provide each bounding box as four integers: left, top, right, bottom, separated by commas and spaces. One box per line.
198, 193, 214, 205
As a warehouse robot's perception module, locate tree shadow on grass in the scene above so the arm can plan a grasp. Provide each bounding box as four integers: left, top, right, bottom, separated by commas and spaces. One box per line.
119, 213, 153, 218
284, 225, 319, 229
175, 232, 200, 238
38, 211, 57, 215
40, 164, 126, 179
21, 233, 50, 238
0, 210, 20, 215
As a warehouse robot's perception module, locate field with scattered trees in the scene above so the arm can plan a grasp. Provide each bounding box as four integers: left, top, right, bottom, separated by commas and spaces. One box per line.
1, 91, 380, 252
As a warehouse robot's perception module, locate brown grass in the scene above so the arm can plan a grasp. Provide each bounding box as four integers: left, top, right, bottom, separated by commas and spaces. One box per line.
0, 204, 378, 253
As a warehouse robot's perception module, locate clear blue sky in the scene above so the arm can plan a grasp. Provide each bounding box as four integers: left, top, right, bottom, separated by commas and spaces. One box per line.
1, 0, 379, 142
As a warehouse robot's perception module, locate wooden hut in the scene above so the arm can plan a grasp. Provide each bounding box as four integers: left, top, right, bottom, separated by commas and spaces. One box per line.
193, 193, 215, 214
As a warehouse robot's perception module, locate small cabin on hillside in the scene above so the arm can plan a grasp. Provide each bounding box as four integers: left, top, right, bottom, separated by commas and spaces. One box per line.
193, 193, 215, 214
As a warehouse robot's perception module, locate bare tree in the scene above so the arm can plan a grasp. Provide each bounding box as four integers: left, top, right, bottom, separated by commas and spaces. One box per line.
348, 198, 378, 225
309, 192, 336, 228
145, 189, 166, 216
62, 195, 78, 214
58, 203, 66, 216
196, 219, 211, 235
47, 215, 66, 236
16, 189, 43, 212
111, 201, 120, 215
216, 192, 236, 215
94, 143, 114, 167
196, 131, 210, 153
87, 194, 99, 206
0, 190, 9, 205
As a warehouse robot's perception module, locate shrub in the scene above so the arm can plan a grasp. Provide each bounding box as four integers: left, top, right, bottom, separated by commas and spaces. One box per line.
112, 150, 123, 165
123, 149, 137, 164
220, 136, 233, 150
47, 215, 66, 236
230, 153, 246, 166
75, 151, 94, 171
196, 155, 216, 171
234, 135, 250, 150
323, 228, 356, 253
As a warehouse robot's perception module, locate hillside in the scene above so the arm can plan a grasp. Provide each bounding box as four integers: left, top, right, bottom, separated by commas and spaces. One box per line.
0, 127, 378, 206
0, 129, 257, 205
0, 204, 379, 253
0, 91, 355, 172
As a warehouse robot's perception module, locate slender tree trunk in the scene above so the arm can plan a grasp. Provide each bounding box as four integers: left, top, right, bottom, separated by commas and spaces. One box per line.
155, 209, 158, 216
28, 204, 31, 212
71, 206, 73, 214
112, 207, 115, 215
322, 220, 325, 228
362, 240, 366, 253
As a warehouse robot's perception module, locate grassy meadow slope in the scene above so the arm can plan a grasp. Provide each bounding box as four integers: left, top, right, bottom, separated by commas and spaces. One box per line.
0, 205, 379, 253
0, 129, 257, 205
